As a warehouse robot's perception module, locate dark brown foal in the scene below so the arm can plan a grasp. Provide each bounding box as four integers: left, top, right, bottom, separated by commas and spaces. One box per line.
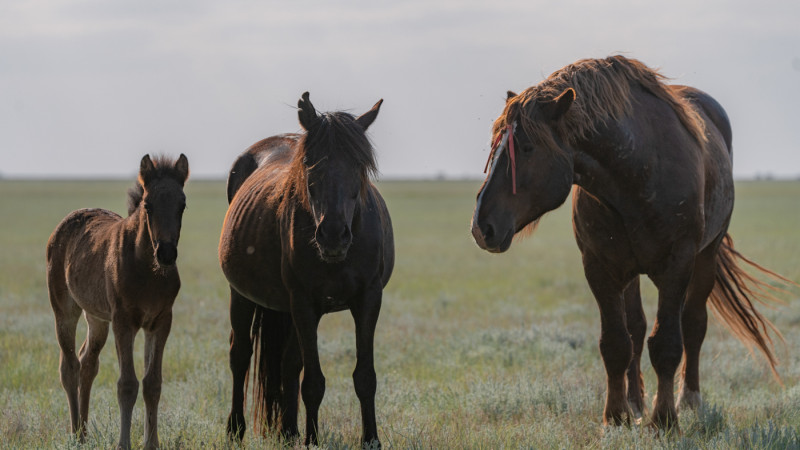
47, 154, 189, 449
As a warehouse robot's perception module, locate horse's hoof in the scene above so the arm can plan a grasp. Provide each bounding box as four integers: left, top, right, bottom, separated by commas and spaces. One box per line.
362, 438, 382, 449
226, 414, 246, 441
677, 389, 703, 412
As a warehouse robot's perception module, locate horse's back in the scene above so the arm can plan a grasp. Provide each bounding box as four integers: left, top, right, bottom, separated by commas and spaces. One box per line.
674, 86, 732, 154
226, 134, 299, 203
47, 208, 122, 262
47, 208, 122, 315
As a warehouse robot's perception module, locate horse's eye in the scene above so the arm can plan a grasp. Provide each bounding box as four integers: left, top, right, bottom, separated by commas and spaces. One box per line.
144, 203, 153, 213
522, 144, 534, 154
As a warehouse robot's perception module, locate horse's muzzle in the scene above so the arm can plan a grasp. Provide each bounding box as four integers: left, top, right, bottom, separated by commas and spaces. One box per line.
155, 241, 178, 267
471, 218, 512, 253
315, 223, 352, 263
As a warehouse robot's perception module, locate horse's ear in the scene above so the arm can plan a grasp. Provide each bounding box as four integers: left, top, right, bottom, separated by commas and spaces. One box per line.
506, 91, 517, 102
297, 91, 319, 131
139, 154, 155, 185
542, 88, 575, 121
356, 99, 383, 131
174, 153, 190, 185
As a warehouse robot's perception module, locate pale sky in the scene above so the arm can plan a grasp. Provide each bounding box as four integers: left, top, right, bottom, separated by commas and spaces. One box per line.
2, 0, 799, 179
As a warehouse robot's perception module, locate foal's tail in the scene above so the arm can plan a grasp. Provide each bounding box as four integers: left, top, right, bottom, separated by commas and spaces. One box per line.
248, 306, 292, 436
708, 233, 794, 379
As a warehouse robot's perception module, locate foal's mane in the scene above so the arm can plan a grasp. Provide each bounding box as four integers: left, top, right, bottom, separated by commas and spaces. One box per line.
272, 111, 378, 216
126, 155, 186, 216
494, 55, 707, 148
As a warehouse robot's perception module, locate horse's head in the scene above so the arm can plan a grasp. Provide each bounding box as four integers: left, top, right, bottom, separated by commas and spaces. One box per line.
471, 88, 576, 252
297, 92, 382, 263
138, 154, 189, 267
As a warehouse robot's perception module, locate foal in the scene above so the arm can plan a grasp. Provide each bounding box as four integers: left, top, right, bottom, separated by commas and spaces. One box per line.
46, 154, 189, 449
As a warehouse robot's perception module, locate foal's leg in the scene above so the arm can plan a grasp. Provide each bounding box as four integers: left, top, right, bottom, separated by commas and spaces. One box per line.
582, 253, 634, 426
51, 295, 83, 437
142, 311, 172, 450
647, 246, 695, 431
350, 284, 383, 448
227, 289, 255, 441
112, 317, 139, 450
289, 296, 324, 447
624, 277, 647, 421
678, 244, 717, 411
78, 315, 110, 439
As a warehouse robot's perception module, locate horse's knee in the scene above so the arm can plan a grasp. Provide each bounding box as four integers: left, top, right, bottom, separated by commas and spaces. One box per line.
599, 329, 632, 375
647, 329, 683, 374
353, 364, 376, 400
142, 374, 161, 403
117, 377, 139, 401
301, 373, 325, 409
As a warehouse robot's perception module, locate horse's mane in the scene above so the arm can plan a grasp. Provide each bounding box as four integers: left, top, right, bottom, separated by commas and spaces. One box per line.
271, 111, 378, 216
126, 155, 187, 216
494, 55, 707, 148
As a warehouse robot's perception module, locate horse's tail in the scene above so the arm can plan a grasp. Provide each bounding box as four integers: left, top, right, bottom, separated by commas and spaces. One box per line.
248, 305, 292, 436
708, 233, 793, 379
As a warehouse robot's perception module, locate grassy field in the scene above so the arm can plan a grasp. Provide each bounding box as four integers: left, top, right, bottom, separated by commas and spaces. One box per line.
0, 179, 798, 449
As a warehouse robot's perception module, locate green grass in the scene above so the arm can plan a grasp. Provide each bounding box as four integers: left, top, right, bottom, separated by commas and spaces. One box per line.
0, 179, 798, 449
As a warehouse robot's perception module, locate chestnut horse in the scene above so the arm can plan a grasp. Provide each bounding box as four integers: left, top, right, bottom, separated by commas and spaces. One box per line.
471, 56, 788, 430
47, 154, 189, 449
219, 92, 394, 447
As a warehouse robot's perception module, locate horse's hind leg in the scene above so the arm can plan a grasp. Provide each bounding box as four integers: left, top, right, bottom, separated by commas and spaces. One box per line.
624, 277, 647, 421
78, 315, 110, 438
678, 243, 717, 411
350, 284, 383, 447
227, 289, 255, 441
263, 309, 292, 430
48, 269, 83, 438
142, 311, 172, 450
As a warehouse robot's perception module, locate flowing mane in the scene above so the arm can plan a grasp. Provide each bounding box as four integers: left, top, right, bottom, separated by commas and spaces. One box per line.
126, 154, 189, 216
493, 55, 707, 148
272, 111, 379, 216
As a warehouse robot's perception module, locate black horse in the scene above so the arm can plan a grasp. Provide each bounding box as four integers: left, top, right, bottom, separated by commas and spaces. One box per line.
472, 56, 788, 430
219, 92, 394, 447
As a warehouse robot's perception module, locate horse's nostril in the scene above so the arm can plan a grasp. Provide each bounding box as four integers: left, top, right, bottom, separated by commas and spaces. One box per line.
484, 223, 495, 241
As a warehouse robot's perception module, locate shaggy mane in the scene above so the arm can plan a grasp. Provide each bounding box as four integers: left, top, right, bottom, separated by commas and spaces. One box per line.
493, 55, 707, 151
270, 111, 378, 217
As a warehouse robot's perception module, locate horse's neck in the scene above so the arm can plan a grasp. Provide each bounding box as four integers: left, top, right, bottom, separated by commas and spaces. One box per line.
124, 208, 156, 268
572, 122, 647, 209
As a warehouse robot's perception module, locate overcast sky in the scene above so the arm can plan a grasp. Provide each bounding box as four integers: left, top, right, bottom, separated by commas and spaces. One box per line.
2, 0, 799, 179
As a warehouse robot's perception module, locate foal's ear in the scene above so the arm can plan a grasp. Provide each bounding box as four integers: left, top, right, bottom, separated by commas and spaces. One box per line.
541, 88, 575, 121
139, 154, 155, 185
506, 91, 517, 102
356, 99, 383, 131
174, 153, 190, 185
297, 91, 319, 131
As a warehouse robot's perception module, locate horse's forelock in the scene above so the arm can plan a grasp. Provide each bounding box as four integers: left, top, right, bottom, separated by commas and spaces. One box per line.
128, 154, 186, 217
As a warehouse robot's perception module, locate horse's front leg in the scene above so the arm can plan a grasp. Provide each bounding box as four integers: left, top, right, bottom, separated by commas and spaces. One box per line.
289, 294, 324, 447
142, 311, 172, 450
350, 283, 382, 448
112, 317, 139, 450
582, 252, 635, 426
226, 289, 256, 441
648, 246, 695, 432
